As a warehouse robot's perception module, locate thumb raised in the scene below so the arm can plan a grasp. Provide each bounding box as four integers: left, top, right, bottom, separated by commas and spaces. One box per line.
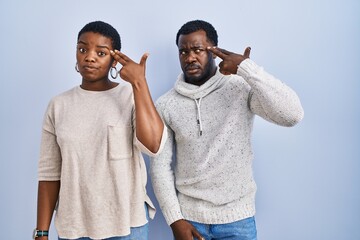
140, 53, 149, 66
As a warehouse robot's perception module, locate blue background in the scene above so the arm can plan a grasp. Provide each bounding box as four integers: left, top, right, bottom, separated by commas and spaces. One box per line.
0, 0, 359, 239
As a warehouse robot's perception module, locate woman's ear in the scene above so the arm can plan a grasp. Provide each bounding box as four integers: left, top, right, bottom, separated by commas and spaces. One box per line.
111, 60, 118, 68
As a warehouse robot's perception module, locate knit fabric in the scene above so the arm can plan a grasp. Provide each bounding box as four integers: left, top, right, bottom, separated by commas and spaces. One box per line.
150, 59, 304, 225
38, 83, 167, 239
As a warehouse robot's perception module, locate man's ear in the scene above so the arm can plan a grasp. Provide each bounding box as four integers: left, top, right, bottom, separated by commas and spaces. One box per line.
210, 51, 217, 60
212, 46, 217, 59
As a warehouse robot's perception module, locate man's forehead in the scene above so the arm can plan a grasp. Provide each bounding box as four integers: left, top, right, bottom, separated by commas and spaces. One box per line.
178, 31, 209, 48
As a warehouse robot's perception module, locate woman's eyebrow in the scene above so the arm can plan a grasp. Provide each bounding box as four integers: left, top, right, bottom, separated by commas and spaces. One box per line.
77, 40, 87, 45
96, 45, 111, 50
76, 41, 111, 50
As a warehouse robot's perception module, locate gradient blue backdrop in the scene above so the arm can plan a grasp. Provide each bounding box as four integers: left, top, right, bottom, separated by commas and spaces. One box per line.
0, 0, 359, 239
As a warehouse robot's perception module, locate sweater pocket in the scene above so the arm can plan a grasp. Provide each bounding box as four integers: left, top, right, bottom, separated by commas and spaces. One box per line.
107, 125, 133, 160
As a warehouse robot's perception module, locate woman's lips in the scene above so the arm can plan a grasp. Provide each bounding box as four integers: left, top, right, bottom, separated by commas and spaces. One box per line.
83, 65, 98, 72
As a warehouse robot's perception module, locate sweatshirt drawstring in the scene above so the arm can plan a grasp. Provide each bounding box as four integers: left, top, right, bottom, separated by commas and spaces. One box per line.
194, 98, 203, 136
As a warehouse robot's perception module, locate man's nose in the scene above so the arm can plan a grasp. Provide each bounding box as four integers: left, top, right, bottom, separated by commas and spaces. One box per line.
185, 51, 196, 63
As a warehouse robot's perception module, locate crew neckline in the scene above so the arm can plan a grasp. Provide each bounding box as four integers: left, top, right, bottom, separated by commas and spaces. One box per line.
76, 83, 121, 95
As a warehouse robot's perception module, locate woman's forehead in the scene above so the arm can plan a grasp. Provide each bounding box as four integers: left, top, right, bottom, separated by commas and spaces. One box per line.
78, 32, 112, 46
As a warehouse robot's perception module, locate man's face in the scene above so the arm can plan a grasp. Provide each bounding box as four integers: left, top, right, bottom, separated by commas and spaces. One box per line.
178, 30, 217, 86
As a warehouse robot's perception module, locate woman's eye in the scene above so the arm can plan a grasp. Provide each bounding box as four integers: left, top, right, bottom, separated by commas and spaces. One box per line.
79, 48, 86, 53
98, 51, 106, 56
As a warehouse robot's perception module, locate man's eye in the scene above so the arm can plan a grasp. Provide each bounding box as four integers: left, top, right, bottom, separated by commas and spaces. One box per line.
195, 49, 204, 54
180, 51, 187, 56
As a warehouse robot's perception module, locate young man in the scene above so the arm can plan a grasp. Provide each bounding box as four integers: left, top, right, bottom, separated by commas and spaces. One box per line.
150, 20, 304, 240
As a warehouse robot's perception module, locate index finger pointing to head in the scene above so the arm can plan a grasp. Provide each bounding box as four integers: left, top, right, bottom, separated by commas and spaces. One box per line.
207, 46, 226, 59
216, 47, 233, 55
110, 50, 130, 65
207, 46, 231, 60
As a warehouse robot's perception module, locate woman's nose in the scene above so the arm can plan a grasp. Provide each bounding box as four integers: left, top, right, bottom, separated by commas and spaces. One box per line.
85, 51, 97, 62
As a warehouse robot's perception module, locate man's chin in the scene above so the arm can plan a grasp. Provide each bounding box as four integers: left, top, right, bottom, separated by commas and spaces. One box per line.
185, 71, 201, 80
185, 75, 198, 82
185, 75, 207, 85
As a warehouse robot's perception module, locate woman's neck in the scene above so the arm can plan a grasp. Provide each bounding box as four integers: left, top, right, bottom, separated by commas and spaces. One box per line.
80, 79, 119, 91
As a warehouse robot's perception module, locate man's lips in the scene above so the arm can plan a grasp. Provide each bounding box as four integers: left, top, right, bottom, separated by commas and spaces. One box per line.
185, 65, 201, 74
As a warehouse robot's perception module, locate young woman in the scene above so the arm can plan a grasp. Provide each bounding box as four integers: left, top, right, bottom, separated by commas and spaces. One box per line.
34, 21, 166, 240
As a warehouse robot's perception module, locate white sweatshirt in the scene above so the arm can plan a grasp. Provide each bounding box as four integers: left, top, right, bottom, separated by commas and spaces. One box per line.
150, 59, 304, 225
38, 83, 167, 239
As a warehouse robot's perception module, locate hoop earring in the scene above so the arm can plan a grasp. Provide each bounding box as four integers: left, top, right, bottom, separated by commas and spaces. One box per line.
110, 66, 118, 79
75, 63, 80, 73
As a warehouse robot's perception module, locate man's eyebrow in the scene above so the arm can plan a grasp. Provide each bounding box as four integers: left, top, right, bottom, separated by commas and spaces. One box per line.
179, 45, 204, 51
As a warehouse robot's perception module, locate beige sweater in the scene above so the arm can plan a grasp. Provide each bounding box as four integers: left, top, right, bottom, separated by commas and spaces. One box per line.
38, 83, 167, 239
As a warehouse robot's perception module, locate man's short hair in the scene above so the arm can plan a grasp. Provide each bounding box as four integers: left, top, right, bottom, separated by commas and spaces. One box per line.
176, 20, 218, 46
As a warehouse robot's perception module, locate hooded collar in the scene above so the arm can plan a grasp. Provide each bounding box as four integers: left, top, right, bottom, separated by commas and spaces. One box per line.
174, 68, 226, 99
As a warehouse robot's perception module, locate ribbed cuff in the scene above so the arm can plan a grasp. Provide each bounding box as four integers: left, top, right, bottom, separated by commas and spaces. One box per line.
163, 208, 184, 226
237, 58, 260, 78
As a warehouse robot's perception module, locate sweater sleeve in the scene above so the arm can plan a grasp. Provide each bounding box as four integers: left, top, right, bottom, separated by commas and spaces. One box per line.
237, 59, 304, 127
38, 102, 62, 181
150, 102, 184, 225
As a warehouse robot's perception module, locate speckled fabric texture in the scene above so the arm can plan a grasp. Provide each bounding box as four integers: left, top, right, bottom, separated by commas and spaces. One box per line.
150, 59, 304, 225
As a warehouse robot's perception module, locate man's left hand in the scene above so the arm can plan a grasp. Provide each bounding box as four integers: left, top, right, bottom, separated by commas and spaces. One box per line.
207, 46, 251, 75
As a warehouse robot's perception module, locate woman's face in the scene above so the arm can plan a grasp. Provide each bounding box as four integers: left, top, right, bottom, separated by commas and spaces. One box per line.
76, 32, 115, 83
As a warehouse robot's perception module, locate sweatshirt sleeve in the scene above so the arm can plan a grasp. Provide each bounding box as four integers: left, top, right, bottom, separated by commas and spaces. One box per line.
150, 102, 184, 225
237, 59, 304, 127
